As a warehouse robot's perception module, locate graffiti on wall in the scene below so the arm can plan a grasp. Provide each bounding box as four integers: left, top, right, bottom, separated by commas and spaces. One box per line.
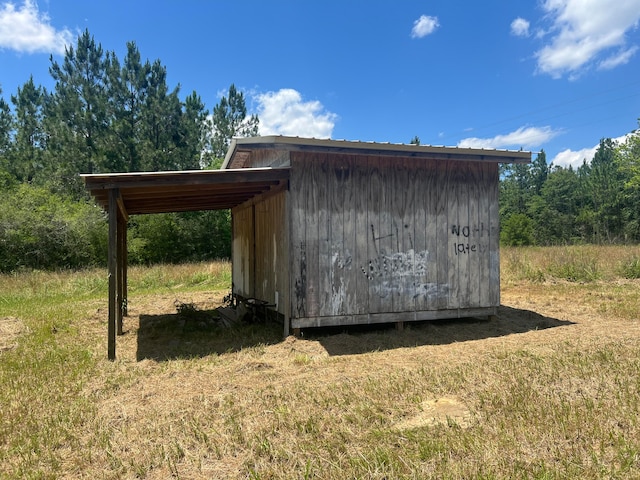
450, 223, 493, 256
359, 224, 450, 300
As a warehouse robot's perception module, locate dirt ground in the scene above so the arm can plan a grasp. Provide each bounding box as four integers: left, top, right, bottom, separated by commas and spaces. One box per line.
106, 282, 639, 361
0, 316, 26, 352
90, 280, 639, 436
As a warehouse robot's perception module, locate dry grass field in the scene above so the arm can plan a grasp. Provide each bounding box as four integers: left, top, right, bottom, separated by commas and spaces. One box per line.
1, 246, 639, 479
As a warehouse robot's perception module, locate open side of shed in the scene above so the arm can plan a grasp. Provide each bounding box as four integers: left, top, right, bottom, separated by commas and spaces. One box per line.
83, 136, 530, 359
82, 166, 290, 359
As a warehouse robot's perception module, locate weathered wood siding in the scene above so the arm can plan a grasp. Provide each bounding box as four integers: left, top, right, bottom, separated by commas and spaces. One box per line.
232, 190, 288, 315
289, 152, 500, 328
232, 205, 253, 297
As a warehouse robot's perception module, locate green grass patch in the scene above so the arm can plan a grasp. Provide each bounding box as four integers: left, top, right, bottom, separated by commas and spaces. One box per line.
619, 255, 640, 279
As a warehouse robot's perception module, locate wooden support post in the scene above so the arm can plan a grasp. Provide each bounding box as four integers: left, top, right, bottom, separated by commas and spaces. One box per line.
116, 212, 125, 334
122, 217, 128, 317
116, 192, 129, 318
396, 321, 404, 331
107, 188, 119, 360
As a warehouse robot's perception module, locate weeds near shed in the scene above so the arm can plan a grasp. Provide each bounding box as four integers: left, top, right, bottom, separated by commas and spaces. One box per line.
502, 245, 640, 283
619, 255, 640, 279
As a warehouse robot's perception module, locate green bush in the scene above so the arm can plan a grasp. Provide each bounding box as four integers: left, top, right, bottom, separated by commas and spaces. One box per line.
0, 184, 107, 272
501, 213, 534, 246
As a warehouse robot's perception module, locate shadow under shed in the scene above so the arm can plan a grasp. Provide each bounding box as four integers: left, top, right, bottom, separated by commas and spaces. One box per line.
136, 308, 282, 361
313, 305, 575, 356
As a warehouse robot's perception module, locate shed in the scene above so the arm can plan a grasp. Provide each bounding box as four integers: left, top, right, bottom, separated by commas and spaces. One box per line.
223, 137, 530, 333
83, 136, 530, 359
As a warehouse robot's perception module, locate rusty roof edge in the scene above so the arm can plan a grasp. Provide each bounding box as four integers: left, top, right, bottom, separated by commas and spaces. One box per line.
224, 135, 532, 165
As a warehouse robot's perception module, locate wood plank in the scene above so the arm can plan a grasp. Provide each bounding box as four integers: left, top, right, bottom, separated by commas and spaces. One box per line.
231, 206, 253, 297
251, 205, 256, 298
326, 154, 355, 315
291, 306, 498, 328
435, 161, 449, 310
284, 188, 291, 335
379, 158, 393, 313
341, 155, 357, 315
107, 188, 118, 360
305, 154, 321, 317
392, 156, 416, 313
404, 157, 417, 312
425, 159, 440, 308
117, 212, 126, 334
468, 162, 481, 308
487, 163, 500, 306
456, 162, 471, 308
89, 167, 291, 189
413, 159, 428, 312
254, 202, 265, 300
354, 156, 370, 315
366, 157, 384, 313
289, 154, 307, 319
319, 153, 333, 316
122, 216, 128, 317
445, 161, 460, 309
477, 163, 491, 307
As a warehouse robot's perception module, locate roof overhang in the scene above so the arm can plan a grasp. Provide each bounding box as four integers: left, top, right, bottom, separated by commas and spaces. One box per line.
82, 167, 290, 216
223, 135, 532, 169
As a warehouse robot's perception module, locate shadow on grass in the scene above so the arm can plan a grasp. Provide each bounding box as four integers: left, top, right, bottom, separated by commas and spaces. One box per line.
136, 305, 574, 360
313, 305, 575, 356
136, 309, 282, 361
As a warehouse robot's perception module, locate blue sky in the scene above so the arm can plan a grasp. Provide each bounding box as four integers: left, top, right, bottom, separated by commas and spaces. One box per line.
1, 0, 639, 168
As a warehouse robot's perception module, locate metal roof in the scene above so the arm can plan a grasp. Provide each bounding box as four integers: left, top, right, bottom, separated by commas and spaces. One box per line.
82, 167, 290, 216
223, 135, 532, 169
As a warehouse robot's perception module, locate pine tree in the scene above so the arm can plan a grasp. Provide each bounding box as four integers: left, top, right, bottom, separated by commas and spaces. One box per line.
180, 91, 210, 170
46, 29, 110, 196
106, 42, 150, 172
0, 86, 13, 187
140, 60, 183, 171
209, 84, 259, 165
585, 138, 623, 242
10, 76, 47, 182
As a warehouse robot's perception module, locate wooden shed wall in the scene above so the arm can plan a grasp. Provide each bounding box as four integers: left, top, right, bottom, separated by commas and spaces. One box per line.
232, 190, 288, 315
289, 152, 500, 328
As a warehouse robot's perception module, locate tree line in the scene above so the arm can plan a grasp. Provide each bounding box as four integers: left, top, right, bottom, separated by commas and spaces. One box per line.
0, 30, 257, 272
1, 30, 639, 272
500, 134, 640, 245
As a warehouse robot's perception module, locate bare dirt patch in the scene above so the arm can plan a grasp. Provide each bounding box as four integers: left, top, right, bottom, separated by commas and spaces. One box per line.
393, 396, 472, 430
0, 317, 26, 352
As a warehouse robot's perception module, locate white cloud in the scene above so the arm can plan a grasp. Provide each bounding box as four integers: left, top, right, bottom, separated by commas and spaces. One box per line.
411, 15, 439, 39
458, 126, 560, 150
598, 45, 639, 70
534, 0, 640, 78
511, 17, 530, 37
0, 0, 72, 55
254, 88, 337, 138
551, 132, 634, 168
551, 145, 597, 169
